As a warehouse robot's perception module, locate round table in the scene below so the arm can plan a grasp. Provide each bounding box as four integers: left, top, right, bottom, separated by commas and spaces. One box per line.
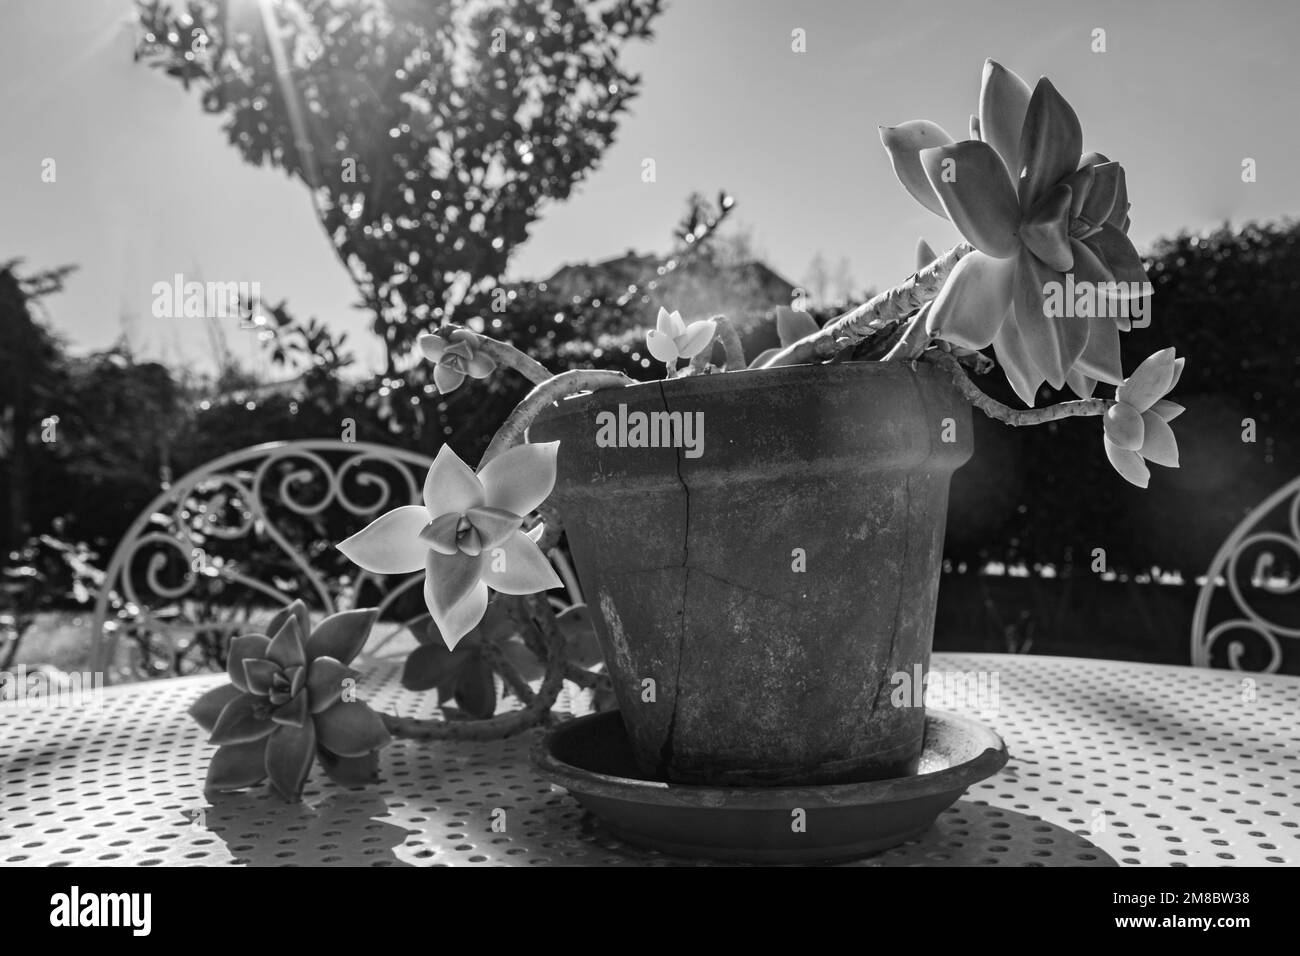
2, 653, 1296, 866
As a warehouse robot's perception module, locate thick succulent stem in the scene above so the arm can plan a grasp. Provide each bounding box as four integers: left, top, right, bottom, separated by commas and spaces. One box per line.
481, 368, 635, 464
883, 303, 934, 361
927, 351, 1111, 425
473, 334, 553, 385
686, 314, 746, 373
759, 241, 973, 368
381, 593, 568, 741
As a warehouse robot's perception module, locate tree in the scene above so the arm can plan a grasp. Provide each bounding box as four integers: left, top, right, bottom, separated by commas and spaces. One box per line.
0, 261, 74, 557
134, 0, 665, 370
802, 251, 829, 308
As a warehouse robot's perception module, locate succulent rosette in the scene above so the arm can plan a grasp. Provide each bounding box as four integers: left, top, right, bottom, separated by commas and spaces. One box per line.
189, 601, 391, 801
882, 60, 1151, 405
645, 307, 717, 367
1102, 348, 1185, 487
419, 327, 497, 394
748, 306, 821, 368
337, 443, 562, 650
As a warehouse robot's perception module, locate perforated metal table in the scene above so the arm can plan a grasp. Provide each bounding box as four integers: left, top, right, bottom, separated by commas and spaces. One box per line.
2, 653, 1297, 866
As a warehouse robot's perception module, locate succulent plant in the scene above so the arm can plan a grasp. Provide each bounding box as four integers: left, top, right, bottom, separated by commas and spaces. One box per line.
418, 327, 497, 394
882, 60, 1151, 405
337, 443, 562, 650
1102, 348, 1185, 487
645, 307, 717, 370
190, 601, 391, 801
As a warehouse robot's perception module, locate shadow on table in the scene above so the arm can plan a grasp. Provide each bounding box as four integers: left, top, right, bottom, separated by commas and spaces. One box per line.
199, 790, 418, 867
561, 799, 1119, 867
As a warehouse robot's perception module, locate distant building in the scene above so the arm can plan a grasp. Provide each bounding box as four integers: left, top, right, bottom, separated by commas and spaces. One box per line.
539, 249, 798, 331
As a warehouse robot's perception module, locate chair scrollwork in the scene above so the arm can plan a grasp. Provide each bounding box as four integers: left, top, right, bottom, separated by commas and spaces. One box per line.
1192, 476, 1300, 672
91, 440, 435, 683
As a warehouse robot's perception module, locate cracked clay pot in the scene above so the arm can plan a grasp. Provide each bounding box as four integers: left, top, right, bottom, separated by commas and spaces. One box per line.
530, 361, 972, 786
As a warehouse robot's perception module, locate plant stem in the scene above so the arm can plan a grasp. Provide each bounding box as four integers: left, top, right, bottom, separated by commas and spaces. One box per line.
927, 351, 1111, 425
473, 334, 553, 385
481, 368, 635, 464
381, 593, 567, 741
759, 241, 973, 368
883, 303, 933, 361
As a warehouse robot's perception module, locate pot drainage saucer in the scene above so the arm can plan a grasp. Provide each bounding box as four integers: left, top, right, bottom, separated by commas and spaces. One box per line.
532, 709, 1008, 864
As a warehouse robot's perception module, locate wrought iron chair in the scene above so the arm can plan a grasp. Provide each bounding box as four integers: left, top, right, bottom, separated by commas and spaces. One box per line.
89, 439, 585, 686
1191, 475, 1300, 672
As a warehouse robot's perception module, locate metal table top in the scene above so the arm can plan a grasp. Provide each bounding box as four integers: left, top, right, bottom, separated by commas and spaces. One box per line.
2, 653, 1297, 866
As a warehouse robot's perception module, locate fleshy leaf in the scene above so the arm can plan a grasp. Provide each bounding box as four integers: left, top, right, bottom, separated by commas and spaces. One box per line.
304, 655, 356, 712
423, 444, 485, 515
401, 640, 474, 691
266, 615, 307, 669
305, 608, 378, 667
226, 635, 270, 693
1060, 164, 1094, 220
557, 604, 603, 668
978, 59, 1033, 182
271, 690, 310, 728
242, 658, 278, 696
676, 319, 717, 359
1104, 404, 1145, 451
922, 141, 1022, 258
266, 600, 311, 646
1064, 367, 1097, 399
316, 746, 380, 786
1116, 348, 1177, 412
205, 739, 269, 792
915, 238, 937, 272
477, 441, 559, 517
655, 307, 686, 338
337, 505, 433, 575
434, 364, 468, 395
925, 250, 1015, 350
265, 721, 316, 801
1085, 223, 1150, 295
880, 120, 954, 219
428, 579, 489, 651
453, 651, 497, 720
209, 693, 275, 745
1079, 161, 1121, 227
426, 549, 486, 615
1151, 399, 1185, 422
1075, 315, 1123, 386
1013, 248, 1086, 389
645, 329, 679, 363
1104, 436, 1151, 488
993, 315, 1046, 406
776, 307, 819, 347
191, 682, 243, 732
1139, 411, 1179, 467
479, 530, 563, 596
1018, 78, 1083, 209
313, 701, 391, 758
1019, 184, 1074, 271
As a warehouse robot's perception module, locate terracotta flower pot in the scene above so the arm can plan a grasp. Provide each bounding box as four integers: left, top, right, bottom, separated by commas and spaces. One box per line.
530, 361, 972, 786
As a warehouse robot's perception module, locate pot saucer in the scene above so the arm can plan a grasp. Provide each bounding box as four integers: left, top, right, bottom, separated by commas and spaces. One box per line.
532, 709, 1008, 864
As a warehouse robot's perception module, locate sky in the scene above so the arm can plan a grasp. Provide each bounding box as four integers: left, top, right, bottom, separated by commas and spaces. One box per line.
3, 0, 1299, 374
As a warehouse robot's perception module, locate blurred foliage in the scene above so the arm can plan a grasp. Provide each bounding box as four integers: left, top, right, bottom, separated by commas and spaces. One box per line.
8, 219, 1300, 619
134, 0, 664, 368
945, 219, 1300, 574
